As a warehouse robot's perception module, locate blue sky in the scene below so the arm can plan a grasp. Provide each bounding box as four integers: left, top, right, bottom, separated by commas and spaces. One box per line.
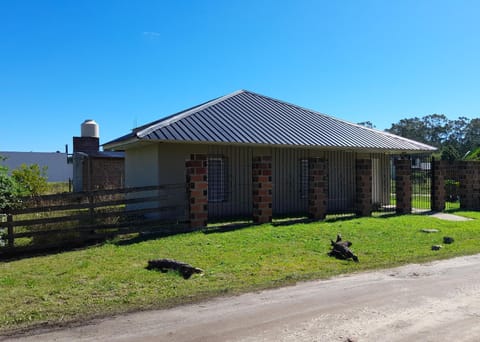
1, 0, 479, 152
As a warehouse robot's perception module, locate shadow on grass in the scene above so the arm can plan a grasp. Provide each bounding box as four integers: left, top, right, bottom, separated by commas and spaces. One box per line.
0, 238, 106, 262
0, 211, 407, 261
0, 225, 197, 261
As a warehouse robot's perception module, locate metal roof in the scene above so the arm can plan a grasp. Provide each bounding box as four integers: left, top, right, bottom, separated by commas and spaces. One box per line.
104, 90, 436, 153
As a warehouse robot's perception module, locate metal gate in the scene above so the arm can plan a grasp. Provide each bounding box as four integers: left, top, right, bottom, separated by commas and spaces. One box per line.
411, 155, 432, 212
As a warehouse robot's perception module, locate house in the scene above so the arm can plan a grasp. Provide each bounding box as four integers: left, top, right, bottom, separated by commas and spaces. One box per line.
104, 90, 436, 225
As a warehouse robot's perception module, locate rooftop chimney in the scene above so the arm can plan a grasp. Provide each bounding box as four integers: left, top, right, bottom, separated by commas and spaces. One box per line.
73, 119, 100, 153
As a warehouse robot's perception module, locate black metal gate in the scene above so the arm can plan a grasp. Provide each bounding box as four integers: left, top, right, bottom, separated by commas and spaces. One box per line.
411, 155, 432, 212
443, 161, 460, 211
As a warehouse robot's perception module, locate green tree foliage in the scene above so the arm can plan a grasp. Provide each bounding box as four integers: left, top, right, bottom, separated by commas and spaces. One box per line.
441, 145, 462, 161
0, 156, 21, 210
386, 114, 480, 160
357, 121, 376, 129
11, 164, 49, 196
464, 147, 480, 160
386, 117, 426, 144
464, 118, 480, 154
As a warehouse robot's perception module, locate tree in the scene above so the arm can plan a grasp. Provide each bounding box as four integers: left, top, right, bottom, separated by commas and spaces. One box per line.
386, 117, 428, 144
441, 145, 462, 161
357, 121, 376, 129
11, 164, 48, 196
0, 156, 21, 210
445, 116, 470, 155
463, 118, 480, 154
422, 114, 449, 147
387, 114, 479, 159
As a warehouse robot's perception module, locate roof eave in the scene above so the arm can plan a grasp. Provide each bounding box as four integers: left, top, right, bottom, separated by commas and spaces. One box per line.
103, 136, 140, 151
118, 137, 437, 154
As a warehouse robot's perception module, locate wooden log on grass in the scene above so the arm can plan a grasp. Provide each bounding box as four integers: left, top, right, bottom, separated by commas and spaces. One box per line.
146, 258, 204, 279
328, 234, 359, 262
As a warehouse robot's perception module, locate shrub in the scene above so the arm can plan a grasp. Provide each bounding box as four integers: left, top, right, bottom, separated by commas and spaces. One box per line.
11, 164, 48, 196
0, 158, 22, 211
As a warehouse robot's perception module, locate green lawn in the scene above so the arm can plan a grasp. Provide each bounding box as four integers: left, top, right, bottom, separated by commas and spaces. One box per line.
1, 213, 479, 334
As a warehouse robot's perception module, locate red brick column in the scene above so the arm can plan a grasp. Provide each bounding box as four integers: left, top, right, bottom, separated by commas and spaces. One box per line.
458, 161, 480, 210
355, 159, 372, 217
395, 158, 412, 214
186, 154, 208, 229
431, 158, 446, 212
308, 158, 328, 220
252, 156, 272, 223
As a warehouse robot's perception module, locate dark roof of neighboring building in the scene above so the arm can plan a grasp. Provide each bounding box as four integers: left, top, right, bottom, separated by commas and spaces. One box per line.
89, 151, 125, 159
104, 90, 436, 153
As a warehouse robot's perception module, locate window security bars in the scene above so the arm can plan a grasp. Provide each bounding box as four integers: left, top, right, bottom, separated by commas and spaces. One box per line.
300, 159, 309, 199
208, 157, 227, 203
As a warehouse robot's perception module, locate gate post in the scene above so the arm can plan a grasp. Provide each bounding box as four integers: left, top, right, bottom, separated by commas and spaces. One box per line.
308, 158, 328, 220
395, 158, 412, 214
186, 154, 208, 229
431, 158, 446, 212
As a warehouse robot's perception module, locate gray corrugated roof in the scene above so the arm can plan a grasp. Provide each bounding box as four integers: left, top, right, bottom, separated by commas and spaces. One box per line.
104, 90, 436, 153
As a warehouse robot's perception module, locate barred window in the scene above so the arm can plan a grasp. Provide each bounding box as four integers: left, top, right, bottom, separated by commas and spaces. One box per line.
300, 159, 309, 199
208, 157, 227, 202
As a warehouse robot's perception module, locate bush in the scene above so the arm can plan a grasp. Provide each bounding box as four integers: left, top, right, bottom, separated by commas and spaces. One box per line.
0, 158, 22, 211
11, 164, 48, 196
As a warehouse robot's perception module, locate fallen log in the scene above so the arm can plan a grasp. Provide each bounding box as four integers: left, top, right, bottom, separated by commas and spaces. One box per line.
146, 258, 204, 279
328, 234, 359, 262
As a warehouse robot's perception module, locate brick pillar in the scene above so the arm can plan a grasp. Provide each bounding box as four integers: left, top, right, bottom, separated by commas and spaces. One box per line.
431, 158, 446, 212
308, 158, 328, 220
395, 158, 412, 214
458, 161, 480, 210
186, 154, 208, 229
252, 156, 272, 223
355, 159, 372, 217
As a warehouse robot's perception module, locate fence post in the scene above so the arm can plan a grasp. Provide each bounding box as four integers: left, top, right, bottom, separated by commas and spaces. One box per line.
6, 210, 14, 248
88, 192, 95, 224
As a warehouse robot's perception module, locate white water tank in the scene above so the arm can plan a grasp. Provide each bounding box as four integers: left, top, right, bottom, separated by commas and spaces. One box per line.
81, 119, 99, 138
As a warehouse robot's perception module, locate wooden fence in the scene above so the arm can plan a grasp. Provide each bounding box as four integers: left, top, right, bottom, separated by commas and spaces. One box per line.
0, 185, 188, 256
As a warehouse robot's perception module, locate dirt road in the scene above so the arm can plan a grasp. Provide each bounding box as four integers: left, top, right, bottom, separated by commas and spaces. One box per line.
5, 254, 480, 342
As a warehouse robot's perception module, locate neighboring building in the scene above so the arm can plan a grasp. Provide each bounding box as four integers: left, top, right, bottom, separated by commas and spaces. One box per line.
0, 151, 72, 182
72, 120, 125, 192
104, 90, 436, 222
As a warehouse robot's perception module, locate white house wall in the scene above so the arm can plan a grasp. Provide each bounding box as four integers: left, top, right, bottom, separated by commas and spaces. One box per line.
326, 151, 356, 213
125, 143, 160, 187
0, 151, 72, 182
123, 142, 394, 220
